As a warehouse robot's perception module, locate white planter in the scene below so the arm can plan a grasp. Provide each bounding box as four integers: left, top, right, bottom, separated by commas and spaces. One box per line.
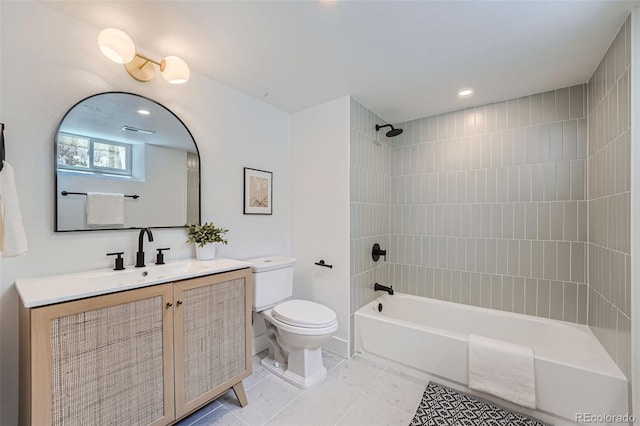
195, 243, 216, 261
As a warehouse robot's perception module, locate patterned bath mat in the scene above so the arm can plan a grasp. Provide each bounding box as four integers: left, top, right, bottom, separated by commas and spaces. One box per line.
410, 382, 550, 426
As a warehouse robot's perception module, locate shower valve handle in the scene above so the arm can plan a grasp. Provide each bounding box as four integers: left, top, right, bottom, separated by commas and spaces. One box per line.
372, 243, 387, 262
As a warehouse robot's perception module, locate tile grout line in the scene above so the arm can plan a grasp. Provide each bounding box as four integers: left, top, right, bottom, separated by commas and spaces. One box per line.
258, 384, 310, 425
364, 392, 417, 418
226, 406, 250, 426
182, 401, 226, 426
332, 391, 366, 426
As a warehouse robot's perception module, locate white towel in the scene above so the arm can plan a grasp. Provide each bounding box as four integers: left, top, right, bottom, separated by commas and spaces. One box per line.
0, 161, 28, 257
468, 334, 536, 409
86, 192, 124, 226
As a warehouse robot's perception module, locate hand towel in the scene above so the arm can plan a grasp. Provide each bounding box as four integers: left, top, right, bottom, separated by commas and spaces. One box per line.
468, 334, 536, 409
0, 161, 28, 257
86, 192, 125, 226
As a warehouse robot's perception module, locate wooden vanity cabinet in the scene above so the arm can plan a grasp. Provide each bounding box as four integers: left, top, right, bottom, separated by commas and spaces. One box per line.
173, 269, 252, 418
19, 268, 252, 426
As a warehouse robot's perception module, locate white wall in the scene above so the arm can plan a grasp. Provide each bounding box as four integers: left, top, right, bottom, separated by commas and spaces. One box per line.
291, 96, 351, 358
0, 3, 291, 425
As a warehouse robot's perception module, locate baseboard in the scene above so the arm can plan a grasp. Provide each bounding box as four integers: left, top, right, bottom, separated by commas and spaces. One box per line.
252, 333, 269, 356
322, 336, 349, 359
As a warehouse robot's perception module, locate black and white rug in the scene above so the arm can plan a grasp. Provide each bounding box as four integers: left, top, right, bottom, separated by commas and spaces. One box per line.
410, 382, 550, 426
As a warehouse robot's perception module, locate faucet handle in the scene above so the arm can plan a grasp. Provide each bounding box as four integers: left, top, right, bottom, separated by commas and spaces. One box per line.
372, 243, 387, 262
155, 248, 170, 265
107, 252, 125, 271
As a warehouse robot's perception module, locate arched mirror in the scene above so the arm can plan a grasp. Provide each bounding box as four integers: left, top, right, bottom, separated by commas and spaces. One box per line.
55, 92, 200, 231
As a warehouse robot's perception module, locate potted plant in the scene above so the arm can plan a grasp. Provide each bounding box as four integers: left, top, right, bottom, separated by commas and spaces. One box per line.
186, 222, 229, 260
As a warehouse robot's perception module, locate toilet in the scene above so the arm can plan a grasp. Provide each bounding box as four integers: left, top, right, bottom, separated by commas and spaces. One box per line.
247, 256, 338, 389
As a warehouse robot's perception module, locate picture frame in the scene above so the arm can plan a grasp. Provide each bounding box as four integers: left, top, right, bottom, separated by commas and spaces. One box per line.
243, 167, 273, 215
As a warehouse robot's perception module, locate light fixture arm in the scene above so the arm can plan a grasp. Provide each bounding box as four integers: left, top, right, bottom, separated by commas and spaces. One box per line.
134, 53, 162, 68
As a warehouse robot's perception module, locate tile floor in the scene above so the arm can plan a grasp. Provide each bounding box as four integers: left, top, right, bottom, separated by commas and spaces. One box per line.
176, 350, 426, 426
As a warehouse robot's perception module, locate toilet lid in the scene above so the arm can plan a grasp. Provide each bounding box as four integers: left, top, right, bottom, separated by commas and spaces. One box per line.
273, 300, 337, 328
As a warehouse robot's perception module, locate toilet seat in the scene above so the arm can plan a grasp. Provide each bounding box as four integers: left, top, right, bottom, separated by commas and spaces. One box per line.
273, 300, 337, 329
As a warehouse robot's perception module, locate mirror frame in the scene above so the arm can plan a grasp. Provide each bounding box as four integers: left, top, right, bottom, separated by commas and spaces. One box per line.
54, 91, 201, 232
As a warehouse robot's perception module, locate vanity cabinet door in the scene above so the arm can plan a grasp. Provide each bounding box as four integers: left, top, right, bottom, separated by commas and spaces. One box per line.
173, 268, 252, 417
26, 285, 175, 426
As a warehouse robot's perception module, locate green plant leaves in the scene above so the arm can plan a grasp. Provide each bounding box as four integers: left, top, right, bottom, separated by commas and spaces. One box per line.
186, 222, 229, 247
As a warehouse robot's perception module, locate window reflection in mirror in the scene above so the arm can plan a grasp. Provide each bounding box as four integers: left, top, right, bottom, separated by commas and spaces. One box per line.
55, 92, 201, 231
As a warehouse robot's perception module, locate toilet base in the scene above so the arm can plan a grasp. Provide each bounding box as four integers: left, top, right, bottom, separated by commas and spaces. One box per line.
261, 354, 328, 390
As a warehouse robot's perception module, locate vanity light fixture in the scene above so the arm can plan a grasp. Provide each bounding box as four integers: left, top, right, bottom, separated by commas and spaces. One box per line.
457, 88, 474, 98
137, 109, 151, 115
98, 28, 190, 84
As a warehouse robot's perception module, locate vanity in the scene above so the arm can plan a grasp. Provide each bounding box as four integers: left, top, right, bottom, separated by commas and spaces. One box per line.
16, 259, 253, 426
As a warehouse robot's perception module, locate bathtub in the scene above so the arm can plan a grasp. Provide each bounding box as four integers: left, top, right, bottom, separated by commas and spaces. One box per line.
354, 293, 628, 425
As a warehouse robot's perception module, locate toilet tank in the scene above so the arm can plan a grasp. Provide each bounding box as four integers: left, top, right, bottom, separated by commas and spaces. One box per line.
247, 256, 296, 311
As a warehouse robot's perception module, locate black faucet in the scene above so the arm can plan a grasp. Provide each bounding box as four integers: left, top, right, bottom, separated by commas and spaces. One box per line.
136, 227, 154, 268
374, 282, 394, 295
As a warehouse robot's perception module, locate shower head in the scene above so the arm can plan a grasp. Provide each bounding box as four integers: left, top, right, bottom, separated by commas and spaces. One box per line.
375, 124, 403, 138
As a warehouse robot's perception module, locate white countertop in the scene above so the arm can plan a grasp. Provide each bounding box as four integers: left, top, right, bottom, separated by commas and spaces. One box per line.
15, 258, 252, 308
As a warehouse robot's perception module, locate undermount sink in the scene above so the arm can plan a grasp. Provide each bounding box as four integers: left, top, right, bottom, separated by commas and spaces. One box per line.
15, 258, 252, 308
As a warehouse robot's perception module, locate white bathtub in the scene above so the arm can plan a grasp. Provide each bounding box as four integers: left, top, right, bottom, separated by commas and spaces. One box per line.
354, 293, 628, 425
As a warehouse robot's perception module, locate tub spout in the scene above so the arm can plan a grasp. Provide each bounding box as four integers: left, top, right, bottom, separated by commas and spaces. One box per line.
374, 282, 394, 295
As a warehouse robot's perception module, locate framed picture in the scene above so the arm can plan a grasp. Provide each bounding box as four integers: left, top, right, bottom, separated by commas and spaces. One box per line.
243, 167, 273, 215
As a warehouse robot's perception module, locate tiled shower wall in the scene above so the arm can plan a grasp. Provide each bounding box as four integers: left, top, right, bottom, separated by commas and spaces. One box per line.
349, 99, 391, 354
388, 86, 589, 324
587, 17, 631, 378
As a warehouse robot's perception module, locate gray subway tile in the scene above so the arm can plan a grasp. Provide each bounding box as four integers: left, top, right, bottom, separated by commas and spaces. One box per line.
481, 274, 492, 308
496, 102, 507, 131
502, 276, 514, 312
543, 241, 557, 280
578, 283, 588, 324
563, 201, 578, 241
549, 281, 564, 320
525, 278, 537, 315
518, 96, 531, 128
491, 275, 502, 310
507, 99, 518, 130
550, 122, 563, 161
470, 273, 481, 306
531, 241, 544, 279
519, 241, 532, 278
542, 91, 556, 123
513, 277, 525, 314
531, 164, 544, 202
513, 203, 526, 239
525, 203, 538, 240
563, 120, 577, 160
538, 202, 550, 240
544, 163, 557, 201
557, 161, 571, 201
496, 240, 509, 275
563, 282, 578, 323
549, 202, 564, 240
555, 87, 570, 121
571, 242, 585, 283
537, 279, 550, 318
508, 240, 519, 276
570, 159, 585, 201
570, 84, 584, 119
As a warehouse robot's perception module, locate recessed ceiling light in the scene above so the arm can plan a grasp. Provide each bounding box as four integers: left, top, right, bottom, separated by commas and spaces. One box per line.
457, 88, 474, 98
137, 109, 151, 115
